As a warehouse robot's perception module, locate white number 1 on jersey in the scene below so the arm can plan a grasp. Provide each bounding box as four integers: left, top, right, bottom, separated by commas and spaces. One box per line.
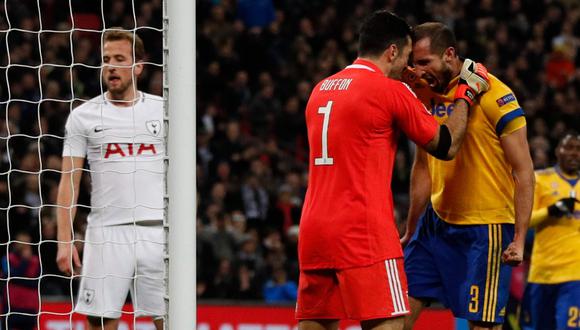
315, 100, 334, 166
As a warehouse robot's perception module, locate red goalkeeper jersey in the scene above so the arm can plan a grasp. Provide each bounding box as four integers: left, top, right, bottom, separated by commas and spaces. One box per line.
298, 59, 438, 270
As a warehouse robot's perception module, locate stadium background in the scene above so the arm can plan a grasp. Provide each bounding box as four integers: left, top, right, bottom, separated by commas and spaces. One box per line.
0, 0, 578, 329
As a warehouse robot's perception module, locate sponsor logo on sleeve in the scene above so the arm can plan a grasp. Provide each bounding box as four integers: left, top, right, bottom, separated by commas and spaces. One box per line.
496, 93, 516, 107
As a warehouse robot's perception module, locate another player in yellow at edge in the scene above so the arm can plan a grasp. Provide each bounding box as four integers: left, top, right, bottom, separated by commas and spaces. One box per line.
520, 132, 580, 330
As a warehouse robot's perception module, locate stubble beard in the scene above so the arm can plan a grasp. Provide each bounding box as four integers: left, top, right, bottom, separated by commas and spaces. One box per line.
433, 65, 454, 94
105, 78, 135, 101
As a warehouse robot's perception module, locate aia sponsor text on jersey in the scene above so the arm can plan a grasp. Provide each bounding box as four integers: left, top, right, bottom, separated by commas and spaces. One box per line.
103, 143, 158, 159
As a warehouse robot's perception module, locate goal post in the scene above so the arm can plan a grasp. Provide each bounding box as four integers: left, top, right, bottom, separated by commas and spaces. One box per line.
165, 0, 196, 329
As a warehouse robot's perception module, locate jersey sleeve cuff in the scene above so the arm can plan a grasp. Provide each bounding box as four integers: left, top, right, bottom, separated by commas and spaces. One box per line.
495, 108, 525, 136
62, 147, 86, 158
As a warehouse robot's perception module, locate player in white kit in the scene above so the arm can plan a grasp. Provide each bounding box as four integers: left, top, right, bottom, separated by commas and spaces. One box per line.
56, 29, 165, 330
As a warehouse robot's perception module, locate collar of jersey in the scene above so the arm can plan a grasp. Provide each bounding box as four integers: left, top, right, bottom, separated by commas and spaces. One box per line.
555, 165, 579, 187
346, 58, 380, 73
103, 91, 143, 107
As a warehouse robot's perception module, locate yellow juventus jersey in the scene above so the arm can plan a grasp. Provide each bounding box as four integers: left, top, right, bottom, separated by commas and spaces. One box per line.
413, 74, 526, 225
528, 167, 580, 284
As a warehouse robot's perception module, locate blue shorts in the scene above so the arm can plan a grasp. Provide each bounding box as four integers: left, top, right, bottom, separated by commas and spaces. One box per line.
404, 205, 514, 324
520, 281, 580, 330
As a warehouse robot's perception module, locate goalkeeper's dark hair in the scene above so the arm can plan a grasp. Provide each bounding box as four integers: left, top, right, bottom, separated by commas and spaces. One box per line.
413, 22, 456, 56
358, 10, 413, 57
103, 28, 145, 62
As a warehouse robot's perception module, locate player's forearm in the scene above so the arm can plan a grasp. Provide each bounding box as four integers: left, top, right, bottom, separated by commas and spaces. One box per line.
512, 168, 535, 244
56, 178, 79, 242
443, 100, 469, 159
56, 209, 75, 242
422, 100, 469, 160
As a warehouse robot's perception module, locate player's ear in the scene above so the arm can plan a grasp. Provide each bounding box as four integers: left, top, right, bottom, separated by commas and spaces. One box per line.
133, 62, 144, 77
442, 46, 456, 62
383, 44, 398, 62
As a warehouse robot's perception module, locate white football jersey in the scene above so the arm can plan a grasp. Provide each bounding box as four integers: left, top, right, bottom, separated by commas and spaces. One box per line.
63, 92, 164, 227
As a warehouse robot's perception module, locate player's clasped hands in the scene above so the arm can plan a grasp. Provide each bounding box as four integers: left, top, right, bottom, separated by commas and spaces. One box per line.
56, 242, 82, 276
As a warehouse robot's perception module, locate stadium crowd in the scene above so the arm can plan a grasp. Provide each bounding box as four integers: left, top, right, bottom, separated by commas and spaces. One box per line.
0, 0, 577, 310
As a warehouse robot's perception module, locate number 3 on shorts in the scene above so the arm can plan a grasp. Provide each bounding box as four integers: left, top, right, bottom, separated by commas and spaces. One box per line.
469, 285, 479, 313
315, 100, 334, 166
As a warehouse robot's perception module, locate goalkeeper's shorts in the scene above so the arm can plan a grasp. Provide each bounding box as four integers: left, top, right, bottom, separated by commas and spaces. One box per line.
404, 204, 514, 324
75, 223, 165, 319
296, 258, 410, 321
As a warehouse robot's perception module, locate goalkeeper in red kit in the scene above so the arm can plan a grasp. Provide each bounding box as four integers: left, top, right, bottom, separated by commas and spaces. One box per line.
296, 10, 490, 330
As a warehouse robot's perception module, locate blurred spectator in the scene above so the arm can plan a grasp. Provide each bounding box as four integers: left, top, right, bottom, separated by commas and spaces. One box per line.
240, 174, 269, 230
262, 267, 297, 304
225, 70, 252, 112
233, 264, 261, 299
269, 184, 301, 235
39, 214, 65, 296
275, 96, 307, 153
211, 120, 246, 175
236, 231, 265, 275
197, 218, 216, 290
237, 0, 275, 29
1, 232, 40, 330
284, 225, 299, 281
209, 212, 237, 262
545, 45, 575, 89
230, 210, 248, 244
208, 258, 236, 299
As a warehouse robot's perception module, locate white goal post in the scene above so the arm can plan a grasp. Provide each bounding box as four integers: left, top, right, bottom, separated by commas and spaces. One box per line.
165, 0, 196, 329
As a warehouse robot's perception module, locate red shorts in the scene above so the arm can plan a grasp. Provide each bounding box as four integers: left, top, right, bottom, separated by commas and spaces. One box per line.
296, 258, 409, 321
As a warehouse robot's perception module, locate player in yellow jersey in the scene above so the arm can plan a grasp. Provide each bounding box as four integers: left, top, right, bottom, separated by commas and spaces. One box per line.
520, 133, 580, 330
400, 22, 535, 330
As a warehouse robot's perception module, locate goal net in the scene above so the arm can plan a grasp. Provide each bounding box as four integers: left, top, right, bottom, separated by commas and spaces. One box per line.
0, 1, 174, 329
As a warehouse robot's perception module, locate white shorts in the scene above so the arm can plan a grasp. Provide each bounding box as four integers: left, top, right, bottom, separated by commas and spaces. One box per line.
75, 224, 165, 319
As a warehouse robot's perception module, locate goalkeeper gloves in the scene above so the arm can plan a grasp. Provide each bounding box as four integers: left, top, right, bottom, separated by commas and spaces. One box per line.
547, 197, 578, 217
454, 59, 490, 107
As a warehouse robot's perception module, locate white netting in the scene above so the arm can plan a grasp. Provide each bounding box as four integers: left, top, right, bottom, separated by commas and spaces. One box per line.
0, 1, 164, 329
